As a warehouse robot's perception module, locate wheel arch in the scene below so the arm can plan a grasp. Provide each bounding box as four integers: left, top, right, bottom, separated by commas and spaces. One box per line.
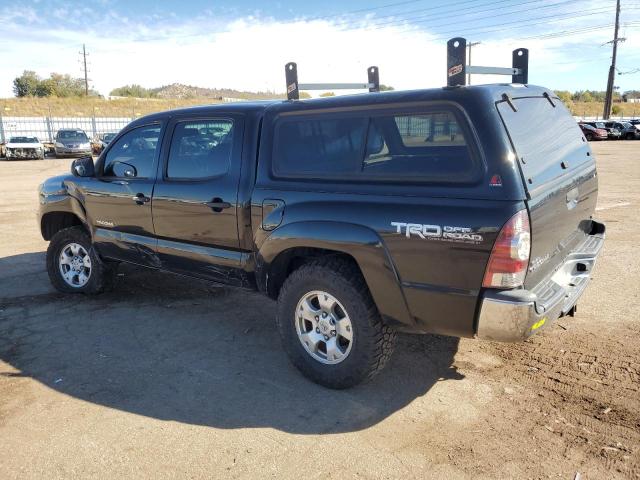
256, 221, 414, 328
40, 211, 86, 241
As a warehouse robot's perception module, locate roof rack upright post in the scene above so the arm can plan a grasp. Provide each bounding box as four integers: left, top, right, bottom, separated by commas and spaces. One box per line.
512, 48, 529, 84
368, 66, 380, 92
447, 37, 467, 87
285, 62, 299, 100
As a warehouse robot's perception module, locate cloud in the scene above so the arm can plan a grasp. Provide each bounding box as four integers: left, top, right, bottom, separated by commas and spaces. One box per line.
0, 3, 638, 98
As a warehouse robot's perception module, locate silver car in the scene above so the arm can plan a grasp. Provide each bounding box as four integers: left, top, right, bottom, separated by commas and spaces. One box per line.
54, 129, 92, 157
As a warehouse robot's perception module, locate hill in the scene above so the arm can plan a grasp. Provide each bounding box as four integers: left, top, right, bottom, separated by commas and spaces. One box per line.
148, 83, 284, 100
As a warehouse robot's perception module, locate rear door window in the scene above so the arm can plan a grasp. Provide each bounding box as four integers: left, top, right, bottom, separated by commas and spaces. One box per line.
166, 119, 234, 179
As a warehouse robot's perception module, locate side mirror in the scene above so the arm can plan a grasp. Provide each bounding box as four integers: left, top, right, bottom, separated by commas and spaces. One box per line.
71, 156, 95, 177
112, 161, 137, 178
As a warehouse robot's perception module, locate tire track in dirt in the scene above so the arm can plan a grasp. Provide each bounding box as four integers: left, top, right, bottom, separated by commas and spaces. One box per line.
484, 326, 640, 479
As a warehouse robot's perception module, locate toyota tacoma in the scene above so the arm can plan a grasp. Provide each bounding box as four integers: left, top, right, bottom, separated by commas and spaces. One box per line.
38, 84, 605, 388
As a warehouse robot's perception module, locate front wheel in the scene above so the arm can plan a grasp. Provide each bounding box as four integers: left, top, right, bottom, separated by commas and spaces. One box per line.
277, 259, 396, 389
46, 226, 115, 294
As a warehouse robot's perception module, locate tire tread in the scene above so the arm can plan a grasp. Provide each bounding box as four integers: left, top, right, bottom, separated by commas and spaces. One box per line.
277, 256, 396, 388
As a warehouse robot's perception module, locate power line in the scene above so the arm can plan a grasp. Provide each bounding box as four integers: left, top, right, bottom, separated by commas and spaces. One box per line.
330, 0, 523, 26
305, 0, 428, 21
418, 7, 624, 39
362, 0, 591, 30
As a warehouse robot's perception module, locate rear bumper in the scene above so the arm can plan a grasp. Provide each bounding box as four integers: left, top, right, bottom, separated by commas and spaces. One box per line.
476, 221, 605, 342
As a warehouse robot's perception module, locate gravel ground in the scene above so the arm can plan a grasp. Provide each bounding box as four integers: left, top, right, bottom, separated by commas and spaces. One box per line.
0, 142, 638, 479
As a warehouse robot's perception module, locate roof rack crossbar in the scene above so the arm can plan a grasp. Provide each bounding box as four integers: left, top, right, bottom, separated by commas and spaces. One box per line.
465, 66, 522, 76
298, 83, 376, 90
447, 37, 529, 87
285, 62, 380, 100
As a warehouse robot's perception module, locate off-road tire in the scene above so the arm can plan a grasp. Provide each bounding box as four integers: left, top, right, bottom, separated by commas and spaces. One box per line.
277, 258, 396, 389
47, 226, 116, 294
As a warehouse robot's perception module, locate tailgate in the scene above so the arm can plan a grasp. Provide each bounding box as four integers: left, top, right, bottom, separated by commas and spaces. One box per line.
497, 93, 598, 289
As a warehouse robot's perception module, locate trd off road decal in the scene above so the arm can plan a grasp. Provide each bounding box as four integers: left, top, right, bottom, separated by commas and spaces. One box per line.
391, 222, 483, 244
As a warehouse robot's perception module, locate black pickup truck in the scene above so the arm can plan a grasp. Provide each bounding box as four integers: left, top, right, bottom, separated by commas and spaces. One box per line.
38, 84, 605, 388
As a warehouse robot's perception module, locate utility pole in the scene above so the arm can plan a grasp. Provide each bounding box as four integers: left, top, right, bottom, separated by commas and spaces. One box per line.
603, 0, 622, 119
80, 44, 89, 96
467, 41, 481, 85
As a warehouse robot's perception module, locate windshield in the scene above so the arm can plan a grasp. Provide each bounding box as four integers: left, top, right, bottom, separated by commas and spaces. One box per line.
9, 137, 38, 143
622, 122, 632, 128
57, 131, 88, 141
594, 122, 605, 129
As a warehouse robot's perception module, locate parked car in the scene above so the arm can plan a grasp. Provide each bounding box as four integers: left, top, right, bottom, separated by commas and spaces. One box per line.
54, 129, 92, 158
604, 121, 639, 140
4, 136, 45, 160
92, 132, 118, 154
628, 119, 640, 133
38, 85, 605, 389
584, 121, 621, 140
579, 123, 608, 141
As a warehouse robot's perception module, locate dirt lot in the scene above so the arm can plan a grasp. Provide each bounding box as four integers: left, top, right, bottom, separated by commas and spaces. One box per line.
0, 142, 638, 479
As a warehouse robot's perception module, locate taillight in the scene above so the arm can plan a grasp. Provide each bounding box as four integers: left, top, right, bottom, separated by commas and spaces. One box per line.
483, 210, 531, 289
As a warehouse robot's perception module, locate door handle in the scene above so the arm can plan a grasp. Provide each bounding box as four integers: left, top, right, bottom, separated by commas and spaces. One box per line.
204, 198, 232, 212
132, 193, 150, 205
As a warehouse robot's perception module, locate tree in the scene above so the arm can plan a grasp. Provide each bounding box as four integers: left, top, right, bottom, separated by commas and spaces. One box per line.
12, 71, 88, 98
554, 90, 572, 104
110, 84, 154, 98
35, 79, 56, 97
48, 73, 86, 97
581, 91, 594, 103
379, 84, 394, 91
319, 92, 335, 97
13, 71, 41, 97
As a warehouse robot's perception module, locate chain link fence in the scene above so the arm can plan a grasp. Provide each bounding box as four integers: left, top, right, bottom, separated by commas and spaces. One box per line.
0, 115, 133, 144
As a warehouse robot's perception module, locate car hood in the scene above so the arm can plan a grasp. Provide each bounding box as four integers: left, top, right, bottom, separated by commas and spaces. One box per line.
7, 142, 43, 148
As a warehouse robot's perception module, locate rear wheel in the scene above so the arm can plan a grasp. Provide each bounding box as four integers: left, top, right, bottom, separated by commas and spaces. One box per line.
47, 226, 116, 294
626, 132, 635, 140
276, 259, 396, 389
585, 132, 594, 141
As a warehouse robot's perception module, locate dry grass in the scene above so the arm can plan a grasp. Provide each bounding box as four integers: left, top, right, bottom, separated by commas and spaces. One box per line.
564, 101, 639, 119
1, 97, 639, 119
0, 97, 225, 118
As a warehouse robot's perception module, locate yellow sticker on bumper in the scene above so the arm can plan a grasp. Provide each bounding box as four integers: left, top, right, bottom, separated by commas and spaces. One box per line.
530, 318, 547, 331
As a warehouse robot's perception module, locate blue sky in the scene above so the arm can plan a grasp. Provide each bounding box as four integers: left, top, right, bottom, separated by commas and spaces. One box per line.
1, 0, 639, 97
